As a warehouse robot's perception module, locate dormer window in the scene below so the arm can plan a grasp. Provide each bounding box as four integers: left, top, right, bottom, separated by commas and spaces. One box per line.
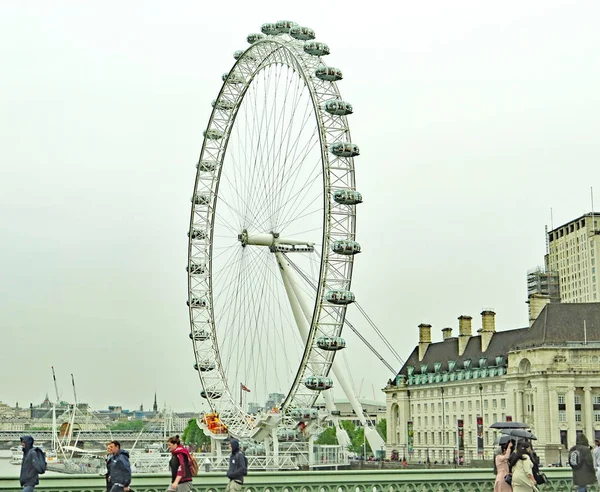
448, 360, 456, 372
479, 357, 487, 368
420, 364, 428, 374
495, 356, 504, 366
434, 362, 442, 373
407, 365, 415, 376
463, 359, 471, 370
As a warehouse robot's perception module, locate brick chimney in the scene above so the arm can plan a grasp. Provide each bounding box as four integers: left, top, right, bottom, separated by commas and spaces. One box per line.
528, 293, 550, 327
442, 327, 453, 340
418, 323, 432, 361
458, 315, 472, 356
480, 309, 496, 352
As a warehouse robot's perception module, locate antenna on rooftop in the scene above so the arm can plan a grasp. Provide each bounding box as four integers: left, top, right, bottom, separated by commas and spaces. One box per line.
545, 225, 549, 256
71, 374, 78, 406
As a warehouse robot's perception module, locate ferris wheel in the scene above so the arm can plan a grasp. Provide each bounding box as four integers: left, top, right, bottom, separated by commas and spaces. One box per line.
187, 21, 363, 440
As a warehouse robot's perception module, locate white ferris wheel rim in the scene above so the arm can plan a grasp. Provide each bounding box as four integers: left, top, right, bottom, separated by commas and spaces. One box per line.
187, 24, 359, 439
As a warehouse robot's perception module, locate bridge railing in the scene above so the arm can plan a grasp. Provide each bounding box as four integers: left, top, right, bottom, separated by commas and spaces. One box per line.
0, 467, 589, 492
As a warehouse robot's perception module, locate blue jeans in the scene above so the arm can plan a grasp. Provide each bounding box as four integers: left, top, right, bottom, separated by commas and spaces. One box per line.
577, 486, 587, 492
23, 487, 35, 492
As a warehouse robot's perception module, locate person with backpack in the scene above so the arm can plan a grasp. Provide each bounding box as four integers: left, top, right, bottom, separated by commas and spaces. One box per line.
226, 439, 247, 492
568, 434, 596, 492
19, 435, 45, 492
167, 435, 194, 492
106, 440, 132, 492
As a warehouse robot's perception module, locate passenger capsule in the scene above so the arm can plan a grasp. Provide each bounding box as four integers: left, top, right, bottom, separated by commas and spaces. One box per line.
191, 193, 210, 206
330, 142, 359, 157
261, 23, 279, 36
196, 160, 219, 172
233, 50, 244, 60
222, 72, 245, 85
289, 408, 319, 420
316, 336, 346, 351
325, 290, 355, 305
187, 297, 208, 308
189, 330, 210, 341
186, 262, 207, 275
324, 100, 353, 116
194, 360, 216, 372
201, 390, 222, 399
315, 66, 343, 82
304, 375, 334, 391
333, 189, 363, 205
203, 129, 223, 140
278, 429, 300, 441
290, 26, 315, 41
188, 228, 208, 240
247, 33, 265, 44
331, 240, 361, 255
303, 41, 330, 56
275, 20, 298, 34
212, 99, 235, 111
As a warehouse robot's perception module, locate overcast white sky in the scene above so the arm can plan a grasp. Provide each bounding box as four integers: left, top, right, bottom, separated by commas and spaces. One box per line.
1, 0, 599, 412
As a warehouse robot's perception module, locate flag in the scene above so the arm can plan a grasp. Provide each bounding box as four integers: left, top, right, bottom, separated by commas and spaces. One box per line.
241, 383, 250, 393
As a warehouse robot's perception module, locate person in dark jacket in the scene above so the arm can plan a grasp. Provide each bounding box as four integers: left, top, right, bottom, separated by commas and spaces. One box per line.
226, 439, 247, 492
569, 433, 596, 492
106, 440, 131, 492
20, 436, 39, 492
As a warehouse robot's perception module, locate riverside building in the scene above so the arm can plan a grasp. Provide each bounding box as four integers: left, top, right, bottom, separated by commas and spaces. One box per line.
384, 300, 600, 466
546, 212, 600, 303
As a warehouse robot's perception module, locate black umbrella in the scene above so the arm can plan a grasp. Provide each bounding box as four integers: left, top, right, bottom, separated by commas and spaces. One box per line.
500, 428, 537, 440
490, 421, 530, 429
493, 434, 512, 446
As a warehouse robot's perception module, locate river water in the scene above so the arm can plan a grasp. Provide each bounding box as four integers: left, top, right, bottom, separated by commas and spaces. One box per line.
0, 450, 63, 477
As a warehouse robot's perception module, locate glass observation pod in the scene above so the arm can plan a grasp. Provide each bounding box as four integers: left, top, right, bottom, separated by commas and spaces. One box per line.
247, 33, 265, 44
201, 390, 222, 399
188, 228, 208, 240
186, 262, 207, 275
325, 289, 355, 305
203, 129, 223, 140
233, 50, 244, 60
330, 142, 360, 157
276, 20, 298, 34
303, 41, 330, 56
304, 375, 334, 391
333, 189, 363, 205
324, 100, 353, 116
331, 239, 361, 255
289, 408, 319, 420
222, 72, 245, 85
316, 335, 346, 351
290, 26, 315, 41
196, 160, 219, 172
189, 330, 210, 341
191, 193, 210, 206
212, 99, 235, 111
261, 23, 279, 36
187, 297, 208, 308
278, 430, 301, 442
194, 361, 216, 372
315, 66, 343, 82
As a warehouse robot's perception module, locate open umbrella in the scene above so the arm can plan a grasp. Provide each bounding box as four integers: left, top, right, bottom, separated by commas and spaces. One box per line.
500, 428, 537, 440
489, 422, 530, 429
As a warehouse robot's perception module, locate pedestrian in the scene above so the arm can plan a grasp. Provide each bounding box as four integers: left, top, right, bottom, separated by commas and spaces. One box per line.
494, 437, 513, 492
225, 439, 247, 492
568, 434, 595, 492
106, 440, 132, 492
20, 436, 42, 492
166, 435, 193, 492
508, 441, 538, 492
593, 439, 600, 488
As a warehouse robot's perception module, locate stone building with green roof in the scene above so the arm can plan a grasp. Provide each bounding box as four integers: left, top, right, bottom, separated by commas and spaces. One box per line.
383, 299, 600, 465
